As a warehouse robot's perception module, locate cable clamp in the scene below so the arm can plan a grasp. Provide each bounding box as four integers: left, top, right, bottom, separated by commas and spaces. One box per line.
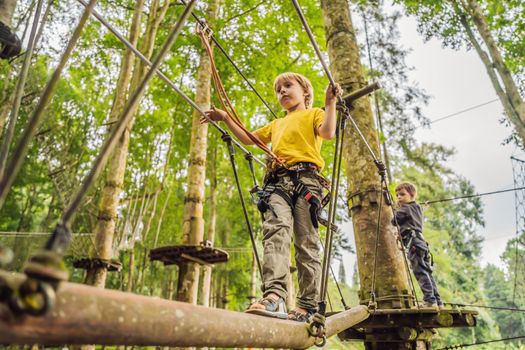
308, 312, 327, 347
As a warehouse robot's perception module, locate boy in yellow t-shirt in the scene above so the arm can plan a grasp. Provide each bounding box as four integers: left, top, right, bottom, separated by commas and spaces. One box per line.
202, 72, 341, 322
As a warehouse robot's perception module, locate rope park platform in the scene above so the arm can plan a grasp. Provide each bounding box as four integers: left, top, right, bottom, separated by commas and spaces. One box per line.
337, 307, 477, 344
149, 240, 229, 266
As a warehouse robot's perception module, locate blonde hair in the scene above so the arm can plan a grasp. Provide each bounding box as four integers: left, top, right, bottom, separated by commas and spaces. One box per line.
273, 72, 314, 109
395, 182, 418, 198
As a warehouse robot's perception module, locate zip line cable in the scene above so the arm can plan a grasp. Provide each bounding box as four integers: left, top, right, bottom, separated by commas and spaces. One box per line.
423, 186, 525, 205
360, 8, 418, 309
290, 0, 386, 326
180, 0, 278, 120
413, 98, 499, 130
361, 8, 392, 183
436, 335, 525, 349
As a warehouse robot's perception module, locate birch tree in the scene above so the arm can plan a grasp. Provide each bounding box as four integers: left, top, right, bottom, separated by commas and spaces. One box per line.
176, 0, 220, 304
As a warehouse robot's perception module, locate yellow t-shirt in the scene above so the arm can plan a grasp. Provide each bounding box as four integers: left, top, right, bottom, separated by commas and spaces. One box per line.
254, 108, 326, 169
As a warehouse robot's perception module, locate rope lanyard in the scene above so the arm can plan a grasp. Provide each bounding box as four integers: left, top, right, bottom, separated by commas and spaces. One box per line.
180, 0, 278, 120
75, 0, 265, 168
221, 135, 263, 278
196, 25, 282, 165
0, 0, 99, 210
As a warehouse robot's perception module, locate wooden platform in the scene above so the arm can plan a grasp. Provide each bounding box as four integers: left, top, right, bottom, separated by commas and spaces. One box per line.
72, 258, 122, 272
337, 307, 477, 342
149, 243, 229, 266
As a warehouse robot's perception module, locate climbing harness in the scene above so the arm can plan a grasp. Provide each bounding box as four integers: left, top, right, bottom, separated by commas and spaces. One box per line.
0, 22, 21, 59
252, 162, 330, 231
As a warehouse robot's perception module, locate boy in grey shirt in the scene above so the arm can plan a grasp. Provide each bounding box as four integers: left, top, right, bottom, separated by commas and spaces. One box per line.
393, 182, 443, 309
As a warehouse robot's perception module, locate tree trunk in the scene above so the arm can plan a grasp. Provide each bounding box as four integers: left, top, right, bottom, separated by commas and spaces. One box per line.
321, 1, 417, 347
460, 0, 525, 144
84, 0, 145, 289
456, 9, 525, 144
321, 0, 411, 308
0, 0, 17, 26
86, 0, 170, 288
176, 0, 219, 304
200, 138, 218, 307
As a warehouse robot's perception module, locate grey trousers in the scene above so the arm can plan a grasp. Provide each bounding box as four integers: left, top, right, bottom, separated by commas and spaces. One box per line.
408, 245, 442, 304
261, 171, 323, 310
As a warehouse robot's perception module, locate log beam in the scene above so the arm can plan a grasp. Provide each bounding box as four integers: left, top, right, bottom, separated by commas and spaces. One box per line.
0, 270, 369, 348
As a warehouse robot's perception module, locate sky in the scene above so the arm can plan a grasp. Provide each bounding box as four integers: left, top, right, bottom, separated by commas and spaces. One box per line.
338, 9, 519, 281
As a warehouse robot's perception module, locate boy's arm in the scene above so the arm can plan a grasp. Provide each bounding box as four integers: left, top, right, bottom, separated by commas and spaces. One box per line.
392, 206, 408, 225
201, 107, 261, 145
318, 84, 342, 139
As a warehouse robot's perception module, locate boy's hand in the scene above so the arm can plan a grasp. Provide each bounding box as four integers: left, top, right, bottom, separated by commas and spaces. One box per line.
325, 83, 343, 105
200, 106, 228, 124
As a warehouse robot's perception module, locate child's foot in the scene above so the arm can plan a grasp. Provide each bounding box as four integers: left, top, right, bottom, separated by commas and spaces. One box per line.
287, 307, 315, 322
422, 301, 439, 309
245, 293, 287, 319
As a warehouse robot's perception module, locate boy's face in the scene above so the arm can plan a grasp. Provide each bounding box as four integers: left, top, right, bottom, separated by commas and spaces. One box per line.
395, 188, 414, 205
275, 78, 307, 112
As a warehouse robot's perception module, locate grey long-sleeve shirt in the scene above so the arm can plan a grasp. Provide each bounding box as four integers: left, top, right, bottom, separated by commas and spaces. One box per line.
392, 201, 423, 236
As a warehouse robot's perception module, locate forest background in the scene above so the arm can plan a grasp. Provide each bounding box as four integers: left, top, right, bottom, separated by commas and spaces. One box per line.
0, 0, 524, 348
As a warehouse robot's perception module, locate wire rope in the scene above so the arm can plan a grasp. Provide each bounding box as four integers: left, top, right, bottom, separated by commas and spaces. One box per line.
423, 186, 525, 205
445, 302, 525, 313
42, 0, 198, 257
436, 335, 525, 349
